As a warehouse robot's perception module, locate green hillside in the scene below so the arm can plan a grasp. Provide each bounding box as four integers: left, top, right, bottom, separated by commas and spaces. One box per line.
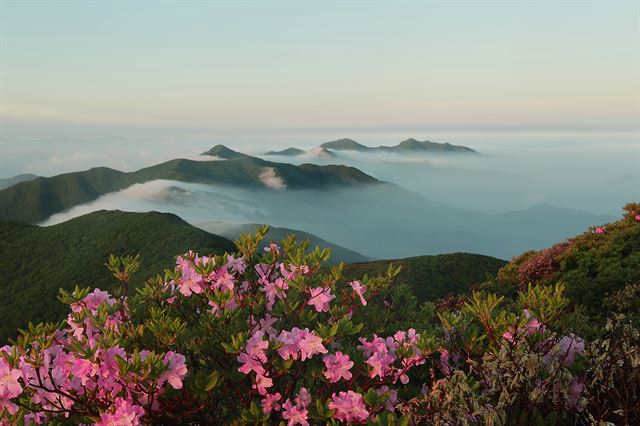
0, 167, 127, 223
0, 210, 235, 341
343, 252, 507, 303
0, 150, 381, 224
486, 202, 640, 321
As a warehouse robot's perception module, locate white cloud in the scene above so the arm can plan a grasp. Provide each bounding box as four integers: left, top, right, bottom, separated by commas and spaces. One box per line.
258, 167, 287, 190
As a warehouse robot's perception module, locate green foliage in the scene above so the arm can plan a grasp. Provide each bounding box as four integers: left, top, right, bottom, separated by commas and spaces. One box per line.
344, 253, 507, 304
0, 210, 235, 341
490, 203, 640, 323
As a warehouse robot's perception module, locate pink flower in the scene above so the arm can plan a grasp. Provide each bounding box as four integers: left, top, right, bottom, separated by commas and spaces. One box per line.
226, 254, 246, 274
238, 331, 268, 376
349, 281, 368, 306
96, 397, 145, 426
264, 243, 281, 255
329, 391, 369, 424
71, 288, 115, 313
295, 387, 311, 409
503, 330, 515, 341
160, 351, 188, 389
253, 373, 273, 395
323, 351, 353, 382
298, 331, 327, 360
178, 264, 204, 296
635, 214, 640, 221
261, 392, 282, 414
595, 226, 606, 234
212, 268, 235, 292
0, 357, 22, 415
277, 328, 327, 361
308, 287, 335, 313
282, 398, 309, 426
367, 351, 395, 379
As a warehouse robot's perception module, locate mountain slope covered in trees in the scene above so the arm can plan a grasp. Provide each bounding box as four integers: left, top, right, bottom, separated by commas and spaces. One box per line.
0, 210, 235, 341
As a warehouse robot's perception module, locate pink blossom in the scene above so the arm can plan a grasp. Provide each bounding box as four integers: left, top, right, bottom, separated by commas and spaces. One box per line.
635, 214, 640, 221
238, 331, 268, 376
178, 264, 204, 296
349, 281, 368, 306
253, 373, 273, 395
282, 398, 309, 426
261, 392, 282, 414
213, 269, 235, 292
367, 351, 395, 379
323, 351, 353, 382
160, 351, 188, 389
71, 288, 115, 313
329, 391, 369, 424
295, 387, 311, 408
595, 226, 606, 234
226, 254, 246, 274
264, 243, 281, 255
277, 328, 327, 361
0, 356, 22, 415
308, 287, 335, 312
96, 397, 145, 426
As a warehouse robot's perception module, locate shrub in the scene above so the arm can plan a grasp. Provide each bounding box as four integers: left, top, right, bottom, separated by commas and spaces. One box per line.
0, 227, 638, 425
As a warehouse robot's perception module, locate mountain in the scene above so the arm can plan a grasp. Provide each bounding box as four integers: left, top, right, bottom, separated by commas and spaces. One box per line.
320, 138, 371, 152
200, 144, 248, 159
0, 210, 235, 342
0, 167, 128, 224
381, 138, 477, 154
319, 138, 476, 154
196, 221, 371, 264
0, 173, 38, 190
0, 151, 381, 224
343, 253, 506, 303
265, 147, 306, 156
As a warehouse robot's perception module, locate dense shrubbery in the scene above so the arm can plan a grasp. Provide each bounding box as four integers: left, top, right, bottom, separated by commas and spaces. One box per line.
489, 203, 640, 324
1, 209, 639, 425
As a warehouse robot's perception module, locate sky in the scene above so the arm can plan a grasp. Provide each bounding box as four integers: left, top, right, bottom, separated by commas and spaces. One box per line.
1, 1, 639, 142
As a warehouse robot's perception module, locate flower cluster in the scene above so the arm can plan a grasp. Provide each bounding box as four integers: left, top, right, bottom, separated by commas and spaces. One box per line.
1, 287, 187, 424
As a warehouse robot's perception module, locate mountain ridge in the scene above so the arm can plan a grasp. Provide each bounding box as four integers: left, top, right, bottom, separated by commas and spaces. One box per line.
320, 138, 477, 154
0, 149, 382, 224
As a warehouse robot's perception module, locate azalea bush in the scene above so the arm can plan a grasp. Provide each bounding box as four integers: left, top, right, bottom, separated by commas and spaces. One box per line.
1, 225, 639, 425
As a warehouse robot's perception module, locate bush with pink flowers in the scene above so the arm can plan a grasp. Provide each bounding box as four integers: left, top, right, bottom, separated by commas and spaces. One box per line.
1, 224, 638, 425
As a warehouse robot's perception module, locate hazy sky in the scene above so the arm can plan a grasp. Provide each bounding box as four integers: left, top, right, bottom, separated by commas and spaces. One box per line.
1, 1, 639, 140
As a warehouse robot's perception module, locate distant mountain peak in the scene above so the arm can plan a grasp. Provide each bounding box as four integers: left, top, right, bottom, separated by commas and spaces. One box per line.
320, 138, 370, 151
200, 144, 247, 159
265, 147, 306, 156
318, 138, 476, 154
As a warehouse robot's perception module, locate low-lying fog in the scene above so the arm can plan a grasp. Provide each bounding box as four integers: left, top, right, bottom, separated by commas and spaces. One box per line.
3, 132, 637, 260
2, 132, 637, 216
43, 179, 614, 260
